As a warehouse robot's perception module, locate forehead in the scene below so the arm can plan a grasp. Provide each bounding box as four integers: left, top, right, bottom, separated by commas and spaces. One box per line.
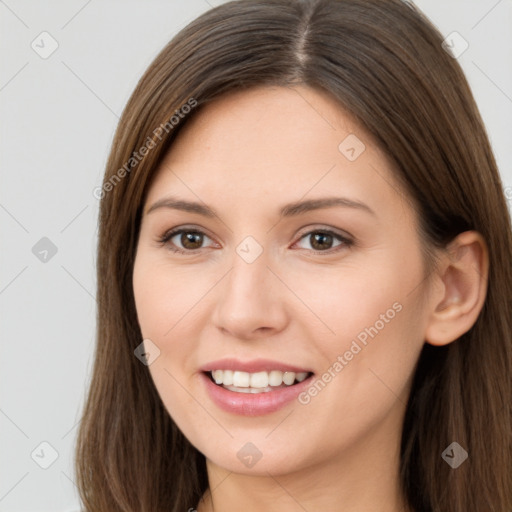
165, 85, 365, 170
145, 85, 414, 228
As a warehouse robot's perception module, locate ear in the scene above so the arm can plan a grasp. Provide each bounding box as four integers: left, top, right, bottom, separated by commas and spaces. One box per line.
424, 230, 489, 346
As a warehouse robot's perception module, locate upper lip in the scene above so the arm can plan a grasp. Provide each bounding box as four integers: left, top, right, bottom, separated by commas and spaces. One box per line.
200, 358, 313, 374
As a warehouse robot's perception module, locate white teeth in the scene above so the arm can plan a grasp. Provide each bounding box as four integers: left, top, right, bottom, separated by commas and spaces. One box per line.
250, 371, 269, 388
296, 372, 308, 382
232, 371, 250, 387
282, 372, 295, 385
222, 369, 233, 386
209, 369, 310, 389
224, 385, 274, 394
268, 370, 283, 386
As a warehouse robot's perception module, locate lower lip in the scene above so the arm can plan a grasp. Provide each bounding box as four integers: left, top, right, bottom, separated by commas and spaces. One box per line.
200, 372, 314, 416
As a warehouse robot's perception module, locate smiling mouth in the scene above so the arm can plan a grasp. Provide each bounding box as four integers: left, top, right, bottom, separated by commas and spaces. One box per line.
206, 369, 314, 394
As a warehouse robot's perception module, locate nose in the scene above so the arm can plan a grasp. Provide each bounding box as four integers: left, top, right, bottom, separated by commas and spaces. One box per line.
211, 249, 288, 340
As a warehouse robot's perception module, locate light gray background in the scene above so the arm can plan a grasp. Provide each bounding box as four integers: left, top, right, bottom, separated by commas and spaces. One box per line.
1, 1, 511, 510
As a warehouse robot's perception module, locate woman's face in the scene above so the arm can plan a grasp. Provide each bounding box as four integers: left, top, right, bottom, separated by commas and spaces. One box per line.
133, 85, 434, 477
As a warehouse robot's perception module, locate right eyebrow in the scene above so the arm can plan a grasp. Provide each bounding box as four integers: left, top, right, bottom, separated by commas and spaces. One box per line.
146, 197, 217, 217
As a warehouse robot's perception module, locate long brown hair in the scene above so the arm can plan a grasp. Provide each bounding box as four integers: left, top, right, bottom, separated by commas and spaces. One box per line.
75, 0, 512, 510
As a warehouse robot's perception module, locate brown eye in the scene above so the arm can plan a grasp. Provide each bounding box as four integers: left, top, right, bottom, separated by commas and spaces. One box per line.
158, 228, 215, 254
310, 232, 334, 250
295, 229, 353, 253
179, 231, 204, 250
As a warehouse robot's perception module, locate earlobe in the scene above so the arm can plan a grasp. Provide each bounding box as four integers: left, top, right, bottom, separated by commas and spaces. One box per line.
424, 231, 489, 346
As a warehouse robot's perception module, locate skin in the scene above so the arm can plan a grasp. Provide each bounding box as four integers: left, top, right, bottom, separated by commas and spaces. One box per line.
132, 85, 489, 512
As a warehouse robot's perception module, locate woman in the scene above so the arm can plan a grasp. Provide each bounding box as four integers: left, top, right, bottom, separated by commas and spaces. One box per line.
75, 0, 512, 511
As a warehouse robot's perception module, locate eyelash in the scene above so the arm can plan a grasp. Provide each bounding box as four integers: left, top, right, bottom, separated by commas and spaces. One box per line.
156, 226, 354, 255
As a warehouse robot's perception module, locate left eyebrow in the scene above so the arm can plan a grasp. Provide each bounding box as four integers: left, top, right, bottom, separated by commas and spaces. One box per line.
145, 195, 376, 218
278, 197, 376, 217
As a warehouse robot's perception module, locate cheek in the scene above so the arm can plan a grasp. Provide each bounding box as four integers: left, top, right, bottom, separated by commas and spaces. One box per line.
133, 258, 210, 340
294, 255, 425, 407
289, 260, 408, 344
133, 258, 209, 436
